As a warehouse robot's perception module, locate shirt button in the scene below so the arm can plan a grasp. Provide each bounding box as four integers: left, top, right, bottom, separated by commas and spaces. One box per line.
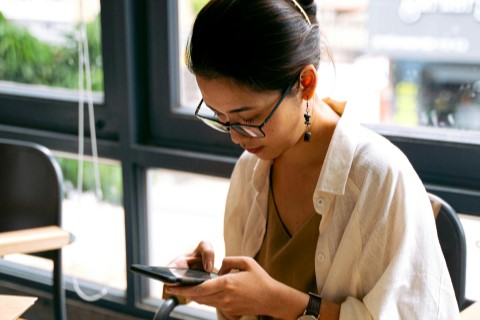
316, 198, 324, 206
317, 253, 325, 262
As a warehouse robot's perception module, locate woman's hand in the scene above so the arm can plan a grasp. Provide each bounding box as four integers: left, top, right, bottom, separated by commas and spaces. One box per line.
165, 256, 307, 319
167, 241, 215, 272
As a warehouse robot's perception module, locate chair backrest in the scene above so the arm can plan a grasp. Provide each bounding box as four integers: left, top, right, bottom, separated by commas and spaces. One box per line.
0, 138, 68, 319
0, 138, 63, 238
428, 193, 467, 310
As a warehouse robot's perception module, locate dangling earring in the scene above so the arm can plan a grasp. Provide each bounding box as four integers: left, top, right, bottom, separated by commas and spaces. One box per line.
304, 100, 312, 142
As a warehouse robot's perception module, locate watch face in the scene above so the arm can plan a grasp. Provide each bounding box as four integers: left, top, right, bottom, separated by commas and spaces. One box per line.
297, 315, 317, 320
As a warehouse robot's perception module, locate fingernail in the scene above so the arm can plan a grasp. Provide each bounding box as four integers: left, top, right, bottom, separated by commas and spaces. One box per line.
207, 261, 213, 272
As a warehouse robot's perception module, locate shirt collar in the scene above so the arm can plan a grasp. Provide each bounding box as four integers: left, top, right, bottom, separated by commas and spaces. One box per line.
316, 113, 358, 195
251, 158, 272, 193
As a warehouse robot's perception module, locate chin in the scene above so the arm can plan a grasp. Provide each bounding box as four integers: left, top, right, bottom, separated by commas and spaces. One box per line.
255, 150, 281, 162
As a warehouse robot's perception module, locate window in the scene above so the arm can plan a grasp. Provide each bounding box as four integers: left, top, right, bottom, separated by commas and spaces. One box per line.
317, 0, 480, 133
59, 155, 126, 293
178, 0, 205, 111
0, 0, 103, 95
146, 168, 228, 310
0, 0, 118, 140
146, 0, 242, 157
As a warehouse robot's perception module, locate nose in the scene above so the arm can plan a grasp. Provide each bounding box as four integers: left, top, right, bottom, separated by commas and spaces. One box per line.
230, 129, 247, 145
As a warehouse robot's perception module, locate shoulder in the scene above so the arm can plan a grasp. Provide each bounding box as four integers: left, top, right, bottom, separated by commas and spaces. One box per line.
327, 116, 417, 190
319, 116, 417, 195
352, 125, 415, 181
344, 126, 430, 221
332, 121, 425, 205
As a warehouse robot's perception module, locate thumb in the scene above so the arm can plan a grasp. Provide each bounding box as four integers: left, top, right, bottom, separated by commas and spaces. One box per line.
218, 256, 253, 275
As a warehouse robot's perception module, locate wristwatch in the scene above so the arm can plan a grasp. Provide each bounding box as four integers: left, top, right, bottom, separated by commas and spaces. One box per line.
297, 292, 322, 320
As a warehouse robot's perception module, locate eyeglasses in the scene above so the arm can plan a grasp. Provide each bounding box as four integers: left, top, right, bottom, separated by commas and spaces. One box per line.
194, 82, 294, 138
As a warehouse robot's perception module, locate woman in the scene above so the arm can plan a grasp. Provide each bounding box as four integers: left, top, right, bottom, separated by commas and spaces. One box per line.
165, 0, 459, 319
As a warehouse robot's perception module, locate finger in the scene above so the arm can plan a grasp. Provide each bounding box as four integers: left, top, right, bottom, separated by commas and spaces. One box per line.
168, 254, 195, 268
185, 256, 204, 270
189, 288, 245, 317
202, 249, 215, 272
165, 276, 222, 298
218, 256, 252, 275
193, 241, 215, 272
188, 291, 226, 310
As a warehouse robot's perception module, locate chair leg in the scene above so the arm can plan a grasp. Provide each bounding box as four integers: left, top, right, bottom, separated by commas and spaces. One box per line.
53, 249, 67, 320
154, 297, 179, 320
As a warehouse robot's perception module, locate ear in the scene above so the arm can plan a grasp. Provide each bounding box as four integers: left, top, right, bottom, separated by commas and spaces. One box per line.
299, 64, 317, 101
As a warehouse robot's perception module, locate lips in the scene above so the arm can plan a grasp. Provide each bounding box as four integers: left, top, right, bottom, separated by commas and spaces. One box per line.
245, 146, 263, 154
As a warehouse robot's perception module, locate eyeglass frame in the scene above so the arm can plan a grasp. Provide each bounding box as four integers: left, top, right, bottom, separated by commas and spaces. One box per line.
194, 80, 296, 138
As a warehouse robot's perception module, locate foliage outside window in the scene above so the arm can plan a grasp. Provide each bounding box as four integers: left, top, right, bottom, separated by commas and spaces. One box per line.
0, 11, 103, 91
55, 156, 123, 206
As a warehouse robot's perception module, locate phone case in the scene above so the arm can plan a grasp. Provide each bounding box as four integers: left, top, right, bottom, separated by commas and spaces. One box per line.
130, 264, 215, 286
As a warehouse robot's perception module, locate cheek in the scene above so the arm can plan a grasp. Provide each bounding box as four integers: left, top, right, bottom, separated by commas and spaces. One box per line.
275, 106, 304, 135
265, 109, 303, 141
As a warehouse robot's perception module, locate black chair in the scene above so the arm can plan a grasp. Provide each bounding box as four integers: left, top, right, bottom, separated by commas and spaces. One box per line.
0, 138, 68, 319
154, 296, 179, 320
428, 193, 467, 310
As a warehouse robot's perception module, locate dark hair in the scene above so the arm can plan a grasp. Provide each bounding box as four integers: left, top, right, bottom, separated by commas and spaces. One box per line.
186, 0, 324, 92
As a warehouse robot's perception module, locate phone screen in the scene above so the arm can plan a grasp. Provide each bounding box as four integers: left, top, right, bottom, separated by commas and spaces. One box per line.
130, 264, 217, 286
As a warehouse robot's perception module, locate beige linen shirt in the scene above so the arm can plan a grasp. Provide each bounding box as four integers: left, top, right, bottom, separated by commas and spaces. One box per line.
223, 107, 460, 319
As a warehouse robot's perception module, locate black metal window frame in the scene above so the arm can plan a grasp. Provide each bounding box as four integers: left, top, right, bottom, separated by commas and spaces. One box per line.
0, 0, 478, 317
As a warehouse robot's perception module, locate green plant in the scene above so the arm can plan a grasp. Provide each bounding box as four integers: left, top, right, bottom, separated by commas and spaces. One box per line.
0, 11, 103, 91
191, 0, 209, 14
56, 157, 123, 206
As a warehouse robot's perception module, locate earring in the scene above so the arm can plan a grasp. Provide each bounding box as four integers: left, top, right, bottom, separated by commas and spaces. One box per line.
304, 100, 312, 142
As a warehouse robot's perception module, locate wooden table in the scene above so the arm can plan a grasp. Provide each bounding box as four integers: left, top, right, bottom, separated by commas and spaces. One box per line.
0, 295, 37, 320
0, 226, 73, 319
0, 226, 72, 256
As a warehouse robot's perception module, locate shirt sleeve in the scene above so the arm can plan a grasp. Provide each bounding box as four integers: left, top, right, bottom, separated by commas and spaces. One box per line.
338, 157, 460, 320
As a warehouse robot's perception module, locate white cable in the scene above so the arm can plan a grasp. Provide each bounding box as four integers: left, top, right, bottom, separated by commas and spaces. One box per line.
81, 6, 103, 200
74, 0, 108, 302
77, 21, 84, 197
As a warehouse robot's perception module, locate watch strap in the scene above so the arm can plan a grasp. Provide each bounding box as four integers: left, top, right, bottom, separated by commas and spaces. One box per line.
305, 292, 322, 318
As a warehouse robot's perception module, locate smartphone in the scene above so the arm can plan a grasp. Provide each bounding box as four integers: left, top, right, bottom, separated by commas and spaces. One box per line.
130, 264, 217, 286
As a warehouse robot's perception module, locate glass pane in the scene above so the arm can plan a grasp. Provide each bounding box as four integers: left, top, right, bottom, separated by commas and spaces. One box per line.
317, 0, 480, 133
0, 0, 103, 97
5, 154, 127, 294
458, 214, 480, 301
178, 0, 208, 110
147, 169, 229, 309
59, 154, 126, 293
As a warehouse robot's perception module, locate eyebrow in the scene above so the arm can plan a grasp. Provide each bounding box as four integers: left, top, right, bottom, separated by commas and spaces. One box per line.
204, 103, 257, 115
230, 106, 257, 113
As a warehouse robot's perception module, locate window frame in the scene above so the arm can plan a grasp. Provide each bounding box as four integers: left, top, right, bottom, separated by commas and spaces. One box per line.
0, 3, 119, 142
376, 127, 480, 215
144, 0, 243, 157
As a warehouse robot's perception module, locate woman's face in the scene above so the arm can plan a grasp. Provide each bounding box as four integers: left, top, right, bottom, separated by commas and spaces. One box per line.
196, 76, 305, 160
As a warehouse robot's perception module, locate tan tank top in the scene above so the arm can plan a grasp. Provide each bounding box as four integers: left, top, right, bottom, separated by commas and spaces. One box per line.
255, 186, 321, 294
